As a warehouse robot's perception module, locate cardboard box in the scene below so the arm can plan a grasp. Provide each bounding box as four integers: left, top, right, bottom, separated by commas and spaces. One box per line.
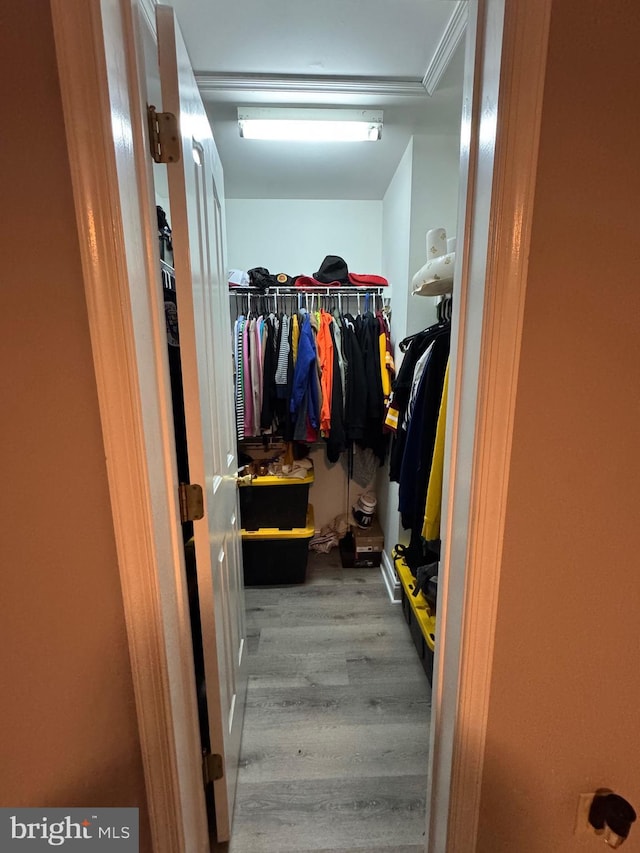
353, 517, 384, 552
340, 518, 384, 568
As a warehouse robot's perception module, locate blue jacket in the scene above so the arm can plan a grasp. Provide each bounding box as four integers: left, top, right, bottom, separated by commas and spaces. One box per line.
290, 315, 319, 430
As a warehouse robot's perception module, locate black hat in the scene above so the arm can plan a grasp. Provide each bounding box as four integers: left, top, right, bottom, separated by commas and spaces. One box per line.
248, 267, 277, 292
275, 273, 294, 286
313, 255, 350, 285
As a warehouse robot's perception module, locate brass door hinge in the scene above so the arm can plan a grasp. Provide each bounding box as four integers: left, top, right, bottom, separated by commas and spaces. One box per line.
147, 105, 180, 164
179, 483, 204, 522
202, 751, 224, 784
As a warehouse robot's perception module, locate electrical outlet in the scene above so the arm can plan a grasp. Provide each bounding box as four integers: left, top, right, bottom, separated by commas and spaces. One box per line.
575, 793, 597, 836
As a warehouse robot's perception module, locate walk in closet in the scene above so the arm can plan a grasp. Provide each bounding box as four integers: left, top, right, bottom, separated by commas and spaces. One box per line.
223, 165, 459, 571
155, 147, 461, 849
23, 2, 628, 850
219, 185, 459, 848
142, 2, 464, 847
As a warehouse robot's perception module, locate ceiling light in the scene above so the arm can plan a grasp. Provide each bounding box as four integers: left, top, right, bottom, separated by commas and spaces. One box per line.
237, 108, 383, 142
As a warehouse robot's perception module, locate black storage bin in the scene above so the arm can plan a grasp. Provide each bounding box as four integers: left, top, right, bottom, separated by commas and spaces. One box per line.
403, 588, 435, 683
241, 505, 314, 586
396, 553, 436, 685
238, 469, 313, 530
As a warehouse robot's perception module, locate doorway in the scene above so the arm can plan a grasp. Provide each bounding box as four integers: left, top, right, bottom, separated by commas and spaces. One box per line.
51, 3, 556, 850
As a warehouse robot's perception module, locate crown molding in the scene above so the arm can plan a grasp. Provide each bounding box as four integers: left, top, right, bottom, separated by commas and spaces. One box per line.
422, 0, 468, 96
194, 72, 427, 98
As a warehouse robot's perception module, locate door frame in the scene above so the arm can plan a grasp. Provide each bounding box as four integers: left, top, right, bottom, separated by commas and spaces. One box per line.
426, 1, 553, 848
51, 0, 553, 850
51, 1, 209, 850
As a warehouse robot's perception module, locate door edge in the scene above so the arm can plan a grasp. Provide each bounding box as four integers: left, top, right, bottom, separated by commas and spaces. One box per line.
51, 1, 209, 850
426, 0, 553, 849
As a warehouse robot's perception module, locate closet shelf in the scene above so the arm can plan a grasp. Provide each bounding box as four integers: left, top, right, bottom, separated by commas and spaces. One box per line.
229, 285, 387, 296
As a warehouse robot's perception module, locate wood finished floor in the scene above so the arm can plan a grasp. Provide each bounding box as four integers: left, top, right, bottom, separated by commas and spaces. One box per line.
219, 549, 431, 853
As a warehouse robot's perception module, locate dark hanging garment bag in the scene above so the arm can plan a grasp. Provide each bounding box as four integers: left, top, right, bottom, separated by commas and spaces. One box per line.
326, 321, 347, 463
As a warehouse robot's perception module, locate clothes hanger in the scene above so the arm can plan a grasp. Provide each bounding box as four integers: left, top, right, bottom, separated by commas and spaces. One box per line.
398, 318, 450, 352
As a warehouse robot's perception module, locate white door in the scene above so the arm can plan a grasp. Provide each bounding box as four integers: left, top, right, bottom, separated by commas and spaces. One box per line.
156, 5, 247, 841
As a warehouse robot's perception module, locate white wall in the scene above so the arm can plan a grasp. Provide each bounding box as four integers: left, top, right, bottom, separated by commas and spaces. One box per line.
225, 198, 383, 276
407, 134, 461, 336
377, 138, 414, 557
382, 139, 414, 361
377, 134, 461, 562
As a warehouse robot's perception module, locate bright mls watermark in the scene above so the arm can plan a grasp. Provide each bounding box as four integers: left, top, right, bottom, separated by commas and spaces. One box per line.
0, 809, 138, 850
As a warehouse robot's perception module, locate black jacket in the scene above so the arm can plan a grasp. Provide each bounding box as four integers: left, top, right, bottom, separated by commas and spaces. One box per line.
389, 321, 450, 482
341, 316, 367, 442
325, 321, 347, 462
354, 312, 387, 464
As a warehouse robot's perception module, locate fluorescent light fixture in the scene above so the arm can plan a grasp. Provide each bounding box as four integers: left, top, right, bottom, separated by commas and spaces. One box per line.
238, 108, 383, 142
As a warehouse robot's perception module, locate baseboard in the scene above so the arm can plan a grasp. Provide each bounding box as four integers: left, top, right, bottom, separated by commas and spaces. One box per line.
380, 550, 401, 603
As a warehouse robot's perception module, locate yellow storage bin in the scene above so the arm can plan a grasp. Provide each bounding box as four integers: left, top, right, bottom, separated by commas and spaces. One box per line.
238, 469, 314, 530
241, 505, 315, 586
394, 550, 437, 681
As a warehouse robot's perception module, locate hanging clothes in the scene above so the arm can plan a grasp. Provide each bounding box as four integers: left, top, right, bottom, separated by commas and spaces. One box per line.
422, 358, 450, 541
275, 313, 290, 393
281, 319, 296, 442
231, 290, 392, 468
326, 320, 347, 463
290, 313, 320, 431
253, 316, 263, 432
356, 311, 386, 464
242, 319, 253, 437
260, 315, 278, 431
317, 311, 334, 435
388, 321, 450, 482
377, 310, 394, 408
234, 316, 246, 441
249, 318, 261, 436
397, 329, 449, 530
292, 313, 300, 365
389, 322, 450, 573
404, 341, 435, 429
163, 278, 189, 485
332, 308, 347, 400
341, 314, 367, 443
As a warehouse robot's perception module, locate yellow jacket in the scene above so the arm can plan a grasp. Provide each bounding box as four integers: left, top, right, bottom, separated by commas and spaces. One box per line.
422, 359, 450, 541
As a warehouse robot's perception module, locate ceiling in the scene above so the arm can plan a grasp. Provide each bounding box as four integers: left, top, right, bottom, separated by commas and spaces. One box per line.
168, 0, 467, 200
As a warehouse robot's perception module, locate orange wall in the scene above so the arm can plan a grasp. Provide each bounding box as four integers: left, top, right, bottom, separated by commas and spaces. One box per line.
477, 3, 640, 850
0, 3, 150, 846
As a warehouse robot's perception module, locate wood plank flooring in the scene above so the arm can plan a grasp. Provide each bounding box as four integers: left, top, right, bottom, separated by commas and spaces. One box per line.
220, 549, 431, 853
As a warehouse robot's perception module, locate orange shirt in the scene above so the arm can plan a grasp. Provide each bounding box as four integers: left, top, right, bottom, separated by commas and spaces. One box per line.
317, 311, 334, 435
